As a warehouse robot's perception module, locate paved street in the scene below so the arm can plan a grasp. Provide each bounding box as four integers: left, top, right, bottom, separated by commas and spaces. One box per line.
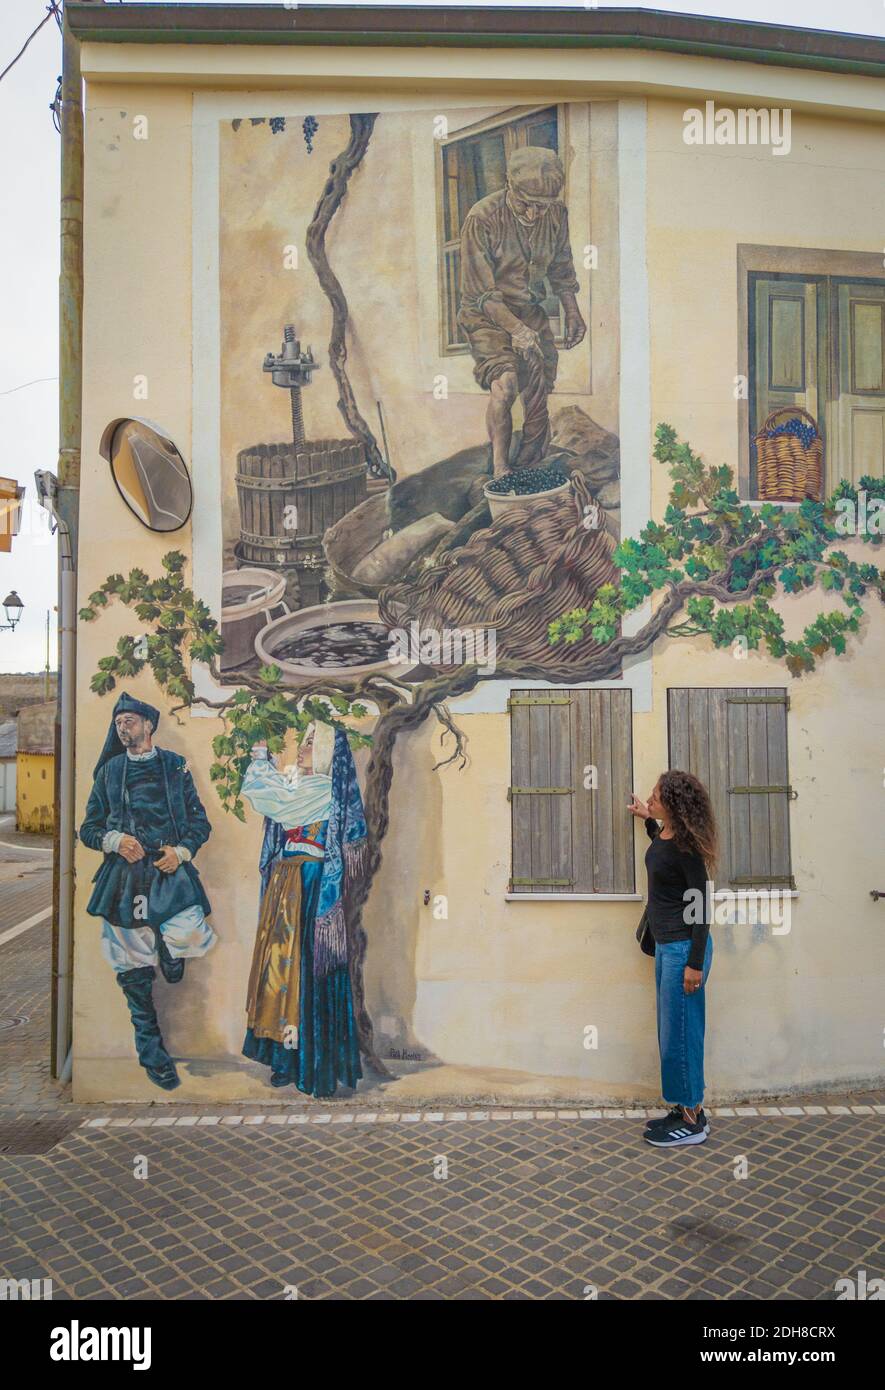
0, 820, 62, 1123
3, 1105, 885, 1302
1, 828, 883, 1301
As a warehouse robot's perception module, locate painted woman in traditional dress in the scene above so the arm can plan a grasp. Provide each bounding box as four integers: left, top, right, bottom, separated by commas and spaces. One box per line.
240, 721, 366, 1097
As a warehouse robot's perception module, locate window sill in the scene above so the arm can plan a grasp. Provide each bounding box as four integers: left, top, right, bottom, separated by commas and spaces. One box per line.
505, 892, 644, 902
502, 891, 799, 902
741, 499, 804, 510
715, 888, 800, 898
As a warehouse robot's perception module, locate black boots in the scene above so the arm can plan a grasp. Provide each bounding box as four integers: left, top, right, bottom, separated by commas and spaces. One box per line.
117, 965, 180, 1091
155, 931, 185, 984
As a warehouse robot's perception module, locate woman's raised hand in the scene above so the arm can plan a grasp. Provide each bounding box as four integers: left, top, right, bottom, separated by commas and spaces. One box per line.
628, 792, 650, 819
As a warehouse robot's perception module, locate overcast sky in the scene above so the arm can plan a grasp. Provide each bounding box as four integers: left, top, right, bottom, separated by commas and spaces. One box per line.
1, 0, 882, 673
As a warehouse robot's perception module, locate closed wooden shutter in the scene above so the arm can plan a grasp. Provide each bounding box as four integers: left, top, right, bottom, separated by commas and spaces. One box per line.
667, 688, 794, 889
835, 281, 885, 483
752, 278, 822, 434
509, 688, 634, 894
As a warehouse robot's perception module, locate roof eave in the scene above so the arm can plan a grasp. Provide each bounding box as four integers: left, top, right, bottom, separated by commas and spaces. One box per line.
64, 6, 885, 79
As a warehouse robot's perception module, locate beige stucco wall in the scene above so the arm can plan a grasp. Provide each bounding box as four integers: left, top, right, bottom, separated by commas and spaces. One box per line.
72, 55, 885, 1103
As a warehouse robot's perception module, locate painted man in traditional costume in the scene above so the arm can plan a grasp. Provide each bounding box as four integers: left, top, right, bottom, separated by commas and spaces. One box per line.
241, 721, 366, 1097
458, 145, 586, 476
79, 692, 216, 1091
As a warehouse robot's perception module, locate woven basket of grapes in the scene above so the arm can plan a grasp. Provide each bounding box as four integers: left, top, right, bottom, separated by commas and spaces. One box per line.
754, 406, 823, 502
483, 463, 571, 521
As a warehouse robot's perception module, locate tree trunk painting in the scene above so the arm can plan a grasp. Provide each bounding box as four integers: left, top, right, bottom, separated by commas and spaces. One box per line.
304, 114, 389, 481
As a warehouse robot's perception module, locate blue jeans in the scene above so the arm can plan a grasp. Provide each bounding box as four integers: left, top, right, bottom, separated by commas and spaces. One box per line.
655, 935, 713, 1109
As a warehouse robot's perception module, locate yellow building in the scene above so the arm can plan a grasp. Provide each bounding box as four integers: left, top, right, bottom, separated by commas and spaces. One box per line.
66, 4, 885, 1105
16, 701, 55, 834
16, 754, 54, 835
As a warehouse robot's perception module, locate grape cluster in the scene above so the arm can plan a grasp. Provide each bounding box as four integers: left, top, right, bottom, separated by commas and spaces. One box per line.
302, 116, 319, 154
486, 466, 569, 497
765, 417, 818, 448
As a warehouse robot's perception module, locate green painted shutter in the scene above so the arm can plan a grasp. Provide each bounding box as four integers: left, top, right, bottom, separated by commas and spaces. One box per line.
668, 688, 794, 890
509, 688, 634, 894
834, 281, 885, 484
752, 276, 823, 441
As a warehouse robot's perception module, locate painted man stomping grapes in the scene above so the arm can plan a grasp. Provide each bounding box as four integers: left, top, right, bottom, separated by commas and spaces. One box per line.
458, 146, 586, 478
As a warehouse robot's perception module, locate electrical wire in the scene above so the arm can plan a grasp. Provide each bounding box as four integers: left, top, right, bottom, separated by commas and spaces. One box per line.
0, 377, 59, 397
0, 2, 62, 86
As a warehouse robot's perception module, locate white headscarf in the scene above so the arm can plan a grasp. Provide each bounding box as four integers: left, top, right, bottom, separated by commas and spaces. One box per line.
309, 720, 336, 777
279, 720, 335, 785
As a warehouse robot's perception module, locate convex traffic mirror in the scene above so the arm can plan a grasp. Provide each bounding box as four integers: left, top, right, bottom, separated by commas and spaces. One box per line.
99, 417, 193, 532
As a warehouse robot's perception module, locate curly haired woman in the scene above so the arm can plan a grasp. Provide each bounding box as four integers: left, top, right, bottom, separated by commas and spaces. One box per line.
629, 771, 718, 1147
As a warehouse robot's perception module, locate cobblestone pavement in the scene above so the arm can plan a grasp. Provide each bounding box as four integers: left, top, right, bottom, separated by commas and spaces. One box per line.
1, 833, 883, 1301
1, 1108, 883, 1300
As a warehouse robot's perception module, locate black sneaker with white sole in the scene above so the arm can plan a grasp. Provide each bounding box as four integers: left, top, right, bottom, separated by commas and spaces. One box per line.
644, 1113, 708, 1146
644, 1106, 710, 1137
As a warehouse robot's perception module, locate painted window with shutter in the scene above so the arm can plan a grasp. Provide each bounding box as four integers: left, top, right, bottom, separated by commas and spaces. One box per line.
509, 687, 634, 895
749, 272, 885, 495
667, 688, 795, 890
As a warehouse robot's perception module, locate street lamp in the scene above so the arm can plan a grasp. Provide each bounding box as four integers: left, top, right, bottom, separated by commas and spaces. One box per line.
1, 591, 24, 631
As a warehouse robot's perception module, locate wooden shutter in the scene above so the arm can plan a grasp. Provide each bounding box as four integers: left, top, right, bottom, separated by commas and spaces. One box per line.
751, 276, 824, 495
509, 688, 634, 895
753, 277, 822, 420
668, 688, 794, 889
834, 281, 885, 484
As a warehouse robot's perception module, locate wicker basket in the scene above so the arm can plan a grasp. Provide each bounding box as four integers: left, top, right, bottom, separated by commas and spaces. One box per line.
754, 406, 823, 502
378, 473, 620, 681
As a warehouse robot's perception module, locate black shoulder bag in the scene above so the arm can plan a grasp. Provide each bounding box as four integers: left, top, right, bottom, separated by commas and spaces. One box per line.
635, 908, 656, 957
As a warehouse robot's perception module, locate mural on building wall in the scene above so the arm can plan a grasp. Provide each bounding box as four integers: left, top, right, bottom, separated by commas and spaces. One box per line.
217, 104, 622, 689
79, 102, 885, 1097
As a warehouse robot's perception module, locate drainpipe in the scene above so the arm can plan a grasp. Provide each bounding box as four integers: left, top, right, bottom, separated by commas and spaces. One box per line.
51, 12, 83, 1080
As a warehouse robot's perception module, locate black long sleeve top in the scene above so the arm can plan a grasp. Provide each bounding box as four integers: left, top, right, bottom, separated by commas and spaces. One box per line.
644, 817, 710, 971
